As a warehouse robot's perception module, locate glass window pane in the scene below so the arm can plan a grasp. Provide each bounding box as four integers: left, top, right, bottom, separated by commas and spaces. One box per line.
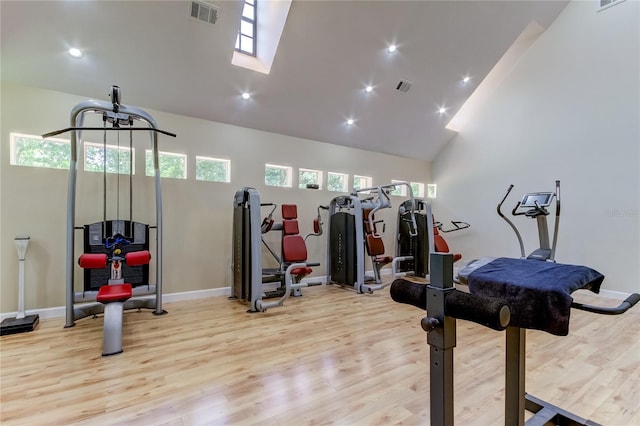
84, 143, 133, 174
243, 4, 255, 20
241, 20, 254, 37
327, 172, 348, 192
299, 168, 322, 189
145, 150, 187, 179
265, 164, 292, 187
390, 180, 407, 196
410, 182, 425, 198
196, 156, 230, 182
427, 184, 437, 199
240, 35, 254, 54
11, 133, 71, 170
353, 175, 372, 192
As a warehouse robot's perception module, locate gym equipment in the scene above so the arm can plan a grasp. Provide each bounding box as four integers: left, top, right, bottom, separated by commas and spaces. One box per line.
394, 199, 469, 279
326, 182, 417, 294
500, 180, 560, 261
391, 252, 633, 426
43, 85, 175, 350
0, 236, 40, 335
459, 180, 639, 314
304, 205, 329, 241
78, 246, 151, 355
231, 188, 320, 312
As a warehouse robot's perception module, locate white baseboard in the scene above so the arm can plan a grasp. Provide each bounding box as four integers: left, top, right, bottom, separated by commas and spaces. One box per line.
1, 278, 633, 322
1, 287, 232, 322
0, 278, 330, 322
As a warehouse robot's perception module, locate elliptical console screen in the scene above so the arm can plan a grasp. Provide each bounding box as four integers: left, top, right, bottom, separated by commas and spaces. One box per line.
520, 192, 554, 208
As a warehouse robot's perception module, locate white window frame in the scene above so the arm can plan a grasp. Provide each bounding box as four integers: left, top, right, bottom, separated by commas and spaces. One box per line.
427, 184, 437, 199
410, 182, 425, 198
195, 156, 231, 183
265, 163, 293, 187
10, 132, 70, 170
327, 172, 349, 193
353, 175, 372, 193
235, 0, 257, 56
298, 168, 323, 189
145, 150, 188, 179
390, 180, 408, 197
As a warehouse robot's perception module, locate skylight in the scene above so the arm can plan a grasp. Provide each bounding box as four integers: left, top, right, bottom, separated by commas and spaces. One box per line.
235, 0, 257, 57
231, 0, 292, 75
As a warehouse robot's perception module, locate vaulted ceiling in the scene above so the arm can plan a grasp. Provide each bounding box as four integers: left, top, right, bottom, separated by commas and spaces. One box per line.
0, 1, 569, 161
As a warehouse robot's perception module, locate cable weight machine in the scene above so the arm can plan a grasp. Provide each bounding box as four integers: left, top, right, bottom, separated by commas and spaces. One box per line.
43, 85, 176, 330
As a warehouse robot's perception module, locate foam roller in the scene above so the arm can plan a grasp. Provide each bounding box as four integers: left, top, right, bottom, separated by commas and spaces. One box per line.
125, 250, 151, 266
78, 253, 108, 269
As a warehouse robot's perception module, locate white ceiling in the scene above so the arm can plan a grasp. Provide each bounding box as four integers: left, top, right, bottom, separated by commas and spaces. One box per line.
0, 0, 569, 161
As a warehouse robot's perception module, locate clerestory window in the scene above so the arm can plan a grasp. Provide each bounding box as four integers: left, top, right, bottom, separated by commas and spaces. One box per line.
235, 0, 257, 57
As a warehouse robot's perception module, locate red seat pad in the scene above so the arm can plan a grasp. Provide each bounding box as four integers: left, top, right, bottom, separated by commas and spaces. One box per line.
97, 284, 133, 303
374, 255, 394, 265
125, 250, 151, 266
78, 253, 108, 269
291, 267, 313, 276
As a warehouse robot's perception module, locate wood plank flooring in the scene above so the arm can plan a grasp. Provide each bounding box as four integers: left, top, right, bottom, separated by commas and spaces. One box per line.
1, 285, 639, 425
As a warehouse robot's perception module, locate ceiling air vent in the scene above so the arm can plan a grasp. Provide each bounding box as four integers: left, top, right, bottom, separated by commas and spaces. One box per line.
190, 1, 219, 25
396, 80, 412, 93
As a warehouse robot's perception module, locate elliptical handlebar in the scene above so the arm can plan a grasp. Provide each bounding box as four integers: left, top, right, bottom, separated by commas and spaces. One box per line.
498, 184, 526, 258
550, 180, 560, 261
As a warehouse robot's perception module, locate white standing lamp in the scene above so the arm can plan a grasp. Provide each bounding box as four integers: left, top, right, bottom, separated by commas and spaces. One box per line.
1, 236, 40, 335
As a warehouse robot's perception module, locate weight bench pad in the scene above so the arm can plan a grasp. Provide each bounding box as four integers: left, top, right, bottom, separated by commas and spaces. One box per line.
97, 284, 133, 303
467, 258, 604, 336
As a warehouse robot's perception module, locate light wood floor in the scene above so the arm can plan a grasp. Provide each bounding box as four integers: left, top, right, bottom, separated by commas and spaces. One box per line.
1, 284, 639, 425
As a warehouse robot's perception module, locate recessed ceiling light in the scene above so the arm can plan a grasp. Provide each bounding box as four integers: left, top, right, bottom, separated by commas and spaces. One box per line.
241, 92, 251, 100
365, 85, 373, 93
462, 76, 471, 83
68, 48, 83, 58
346, 118, 355, 126
438, 107, 447, 114
387, 44, 397, 53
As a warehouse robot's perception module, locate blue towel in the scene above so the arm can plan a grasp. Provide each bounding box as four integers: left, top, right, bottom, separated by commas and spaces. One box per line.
468, 258, 604, 336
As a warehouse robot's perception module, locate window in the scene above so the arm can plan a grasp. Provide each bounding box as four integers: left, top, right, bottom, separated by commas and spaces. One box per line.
353, 175, 372, 193
410, 182, 425, 198
235, 0, 257, 56
196, 156, 230, 183
10, 132, 70, 170
265, 163, 292, 187
299, 168, 322, 189
145, 150, 187, 179
427, 184, 437, 199
390, 180, 407, 197
84, 142, 134, 174
327, 172, 349, 192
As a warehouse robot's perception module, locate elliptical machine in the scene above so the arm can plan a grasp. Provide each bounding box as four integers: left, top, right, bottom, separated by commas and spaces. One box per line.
460, 180, 639, 314
498, 180, 560, 261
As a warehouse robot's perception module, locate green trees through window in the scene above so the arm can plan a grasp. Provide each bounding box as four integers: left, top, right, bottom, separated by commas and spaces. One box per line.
265, 164, 291, 187
196, 156, 230, 182
145, 150, 187, 179
84, 143, 133, 174
11, 134, 70, 169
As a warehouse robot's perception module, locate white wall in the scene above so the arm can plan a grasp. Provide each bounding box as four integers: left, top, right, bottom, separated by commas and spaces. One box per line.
433, 0, 639, 294
0, 83, 431, 312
